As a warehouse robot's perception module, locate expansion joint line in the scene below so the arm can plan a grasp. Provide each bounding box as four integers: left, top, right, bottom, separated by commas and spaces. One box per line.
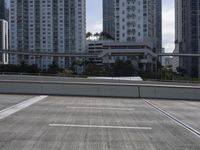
144, 99, 200, 138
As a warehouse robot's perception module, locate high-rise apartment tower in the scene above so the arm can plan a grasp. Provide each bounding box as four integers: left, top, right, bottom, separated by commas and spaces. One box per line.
103, 0, 115, 39
0, 0, 5, 20
175, 0, 200, 77
9, 0, 86, 70
103, 0, 162, 52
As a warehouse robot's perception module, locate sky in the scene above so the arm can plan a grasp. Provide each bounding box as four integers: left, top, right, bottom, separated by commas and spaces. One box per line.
86, 0, 175, 53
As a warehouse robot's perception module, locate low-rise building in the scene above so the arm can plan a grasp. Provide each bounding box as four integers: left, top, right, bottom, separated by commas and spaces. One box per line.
87, 40, 112, 65
163, 57, 173, 67
87, 40, 157, 72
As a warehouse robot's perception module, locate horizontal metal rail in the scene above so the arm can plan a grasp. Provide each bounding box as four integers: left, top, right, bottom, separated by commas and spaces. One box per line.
158, 53, 200, 57
1, 50, 200, 57
0, 50, 97, 57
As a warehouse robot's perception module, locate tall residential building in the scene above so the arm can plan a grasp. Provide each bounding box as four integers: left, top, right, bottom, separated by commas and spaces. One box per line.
103, 0, 115, 38
0, 0, 9, 21
175, 0, 200, 78
155, 0, 162, 54
0, 19, 9, 64
0, 0, 5, 20
9, 0, 86, 70
103, 0, 162, 52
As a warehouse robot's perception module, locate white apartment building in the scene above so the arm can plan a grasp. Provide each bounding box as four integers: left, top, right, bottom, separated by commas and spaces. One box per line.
100, 0, 160, 72
0, 19, 8, 64
9, 0, 86, 70
113, 0, 157, 45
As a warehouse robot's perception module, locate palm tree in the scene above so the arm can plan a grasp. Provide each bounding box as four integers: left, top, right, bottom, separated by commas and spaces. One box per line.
86, 32, 92, 40
93, 32, 100, 40
100, 32, 114, 40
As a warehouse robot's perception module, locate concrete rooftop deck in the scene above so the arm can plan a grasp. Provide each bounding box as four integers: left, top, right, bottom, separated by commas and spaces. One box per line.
0, 94, 200, 150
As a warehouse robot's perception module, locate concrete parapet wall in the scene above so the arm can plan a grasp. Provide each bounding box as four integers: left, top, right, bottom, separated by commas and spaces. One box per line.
0, 81, 139, 98
140, 86, 200, 100
0, 80, 199, 100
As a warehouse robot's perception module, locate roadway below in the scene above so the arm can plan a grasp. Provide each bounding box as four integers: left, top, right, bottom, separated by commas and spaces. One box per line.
0, 94, 199, 149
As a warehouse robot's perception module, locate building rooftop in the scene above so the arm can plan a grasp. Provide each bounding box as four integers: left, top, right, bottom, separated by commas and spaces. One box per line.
0, 94, 200, 149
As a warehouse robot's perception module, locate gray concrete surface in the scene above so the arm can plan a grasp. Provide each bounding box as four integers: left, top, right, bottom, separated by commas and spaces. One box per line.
0, 95, 200, 150
0, 81, 140, 97
147, 99, 200, 132
140, 86, 200, 100
0, 94, 34, 111
0, 77, 200, 100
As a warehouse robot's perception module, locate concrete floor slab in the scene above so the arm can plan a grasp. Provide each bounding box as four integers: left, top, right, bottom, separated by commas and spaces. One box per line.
147, 99, 200, 133
0, 96, 199, 150
0, 94, 34, 111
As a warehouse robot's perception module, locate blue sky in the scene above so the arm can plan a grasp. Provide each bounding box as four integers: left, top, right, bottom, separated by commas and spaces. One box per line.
86, 0, 175, 53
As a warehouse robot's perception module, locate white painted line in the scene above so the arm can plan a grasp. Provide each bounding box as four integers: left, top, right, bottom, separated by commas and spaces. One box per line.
65, 106, 135, 111
144, 99, 200, 138
0, 95, 48, 120
49, 124, 152, 130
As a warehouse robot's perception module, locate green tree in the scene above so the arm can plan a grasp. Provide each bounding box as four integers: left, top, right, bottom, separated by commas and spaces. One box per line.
99, 32, 114, 40
47, 62, 63, 74
176, 67, 186, 76
0, 64, 20, 72
111, 60, 135, 77
93, 32, 100, 40
58, 69, 74, 77
84, 64, 102, 76
86, 32, 93, 40
161, 67, 173, 80
0, 62, 40, 73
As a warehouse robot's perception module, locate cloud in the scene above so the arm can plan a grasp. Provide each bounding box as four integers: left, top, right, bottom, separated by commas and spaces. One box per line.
86, 0, 102, 33
87, 21, 102, 33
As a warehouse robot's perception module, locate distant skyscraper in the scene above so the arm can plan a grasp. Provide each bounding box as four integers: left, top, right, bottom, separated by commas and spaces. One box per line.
103, 0, 162, 53
0, 0, 8, 21
0, 0, 5, 20
175, 0, 200, 78
155, 0, 162, 54
9, 0, 86, 70
103, 0, 115, 38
